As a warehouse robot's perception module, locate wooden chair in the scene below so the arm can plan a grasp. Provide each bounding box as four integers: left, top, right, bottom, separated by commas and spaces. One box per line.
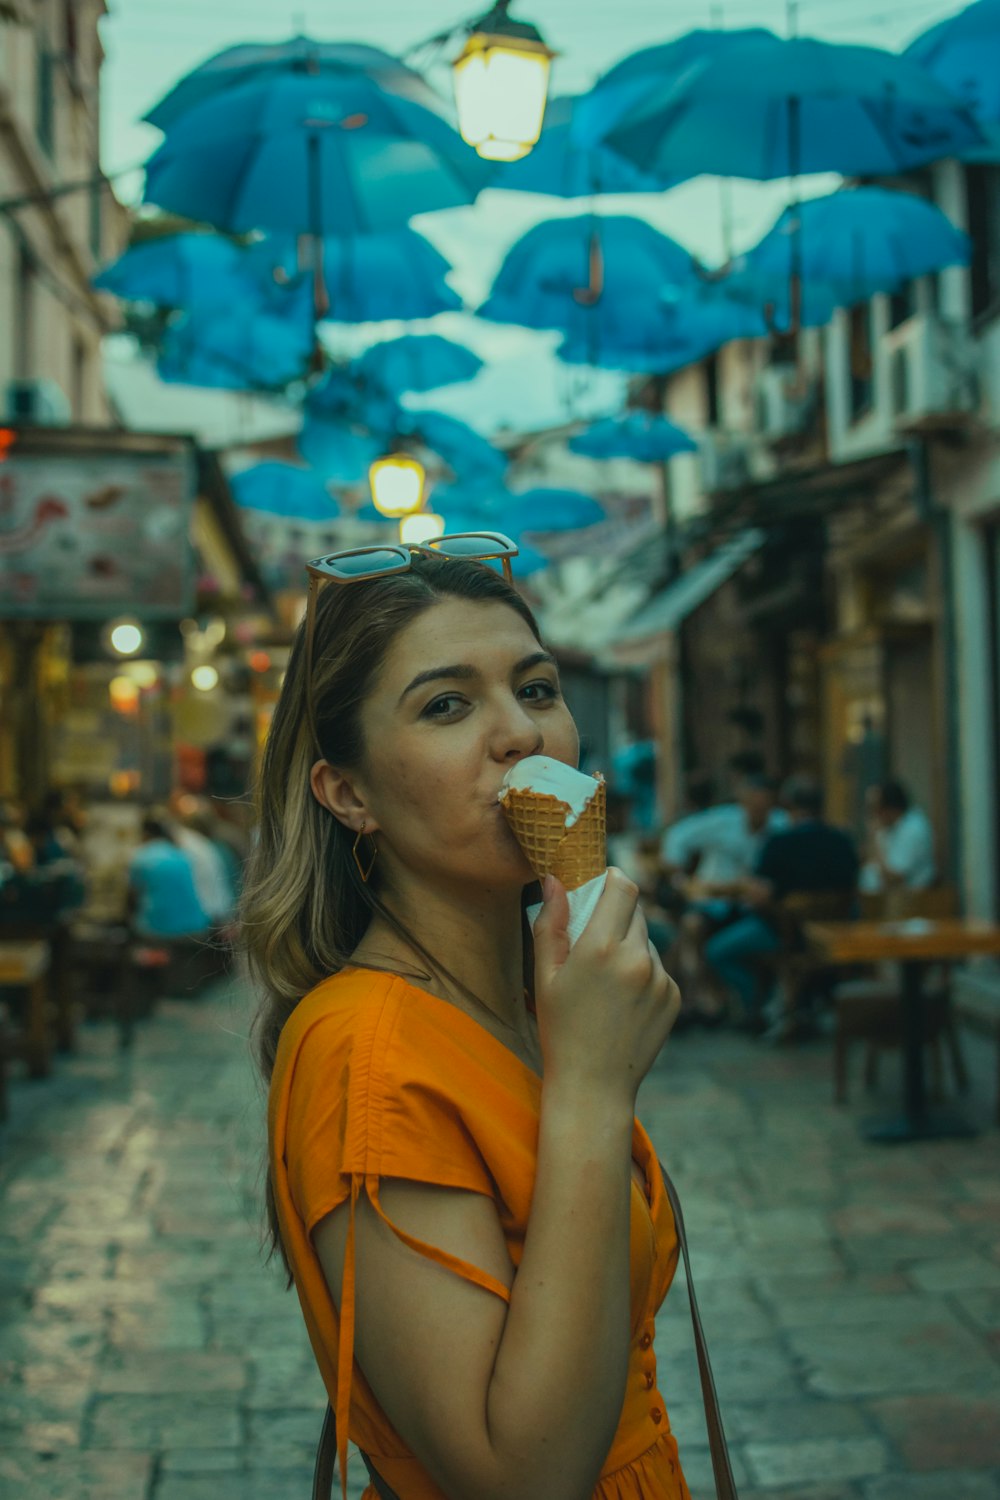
831, 886, 969, 1105
763, 889, 858, 1035
0, 939, 53, 1119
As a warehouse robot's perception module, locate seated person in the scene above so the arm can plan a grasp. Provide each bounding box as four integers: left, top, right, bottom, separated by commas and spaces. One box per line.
704, 776, 858, 1032
859, 779, 936, 895
127, 814, 210, 942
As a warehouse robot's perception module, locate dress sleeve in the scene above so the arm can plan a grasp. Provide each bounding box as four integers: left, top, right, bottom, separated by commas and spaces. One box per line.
280, 984, 512, 1500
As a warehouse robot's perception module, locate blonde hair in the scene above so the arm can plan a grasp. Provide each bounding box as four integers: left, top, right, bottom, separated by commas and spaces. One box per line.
239, 553, 543, 1277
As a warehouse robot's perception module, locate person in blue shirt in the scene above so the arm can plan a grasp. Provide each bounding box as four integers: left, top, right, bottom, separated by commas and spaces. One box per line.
703, 776, 858, 1032
127, 814, 210, 940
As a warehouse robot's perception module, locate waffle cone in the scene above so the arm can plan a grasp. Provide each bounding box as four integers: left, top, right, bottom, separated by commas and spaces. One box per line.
500, 777, 606, 891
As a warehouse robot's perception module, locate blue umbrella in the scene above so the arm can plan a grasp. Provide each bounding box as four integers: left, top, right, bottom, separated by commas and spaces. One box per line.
304, 367, 400, 432
394, 410, 507, 479
906, 1, 1000, 128
569, 412, 697, 462
242, 226, 462, 321
598, 35, 985, 182
354, 502, 397, 523
572, 28, 777, 163
353, 335, 483, 396
710, 273, 840, 331
144, 37, 443, 130
298, 420, 384, 486
558, 294, 766, 374
505, 488, 605, 531
479, 215, 699, 335
93, 234, 257, 310
230, 462, 340, 522
157, 306, 313, 390
487, 95, 667, 197
143, 71, 491, 238
510, 543, 550, 580
428, 480, 509, 520
732, 188, 971, 308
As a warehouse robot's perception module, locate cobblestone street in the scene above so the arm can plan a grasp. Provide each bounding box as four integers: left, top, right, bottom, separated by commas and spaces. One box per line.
1, 978, 999, 1500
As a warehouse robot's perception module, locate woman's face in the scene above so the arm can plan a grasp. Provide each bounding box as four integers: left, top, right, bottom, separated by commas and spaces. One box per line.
354, 597, 579, 893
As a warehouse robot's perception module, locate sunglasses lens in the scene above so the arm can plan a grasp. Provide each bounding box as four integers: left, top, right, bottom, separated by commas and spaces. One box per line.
433, 533, 507, 559
327, 548, 404, 577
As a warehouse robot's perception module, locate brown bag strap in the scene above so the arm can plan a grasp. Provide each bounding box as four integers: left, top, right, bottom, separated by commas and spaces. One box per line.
658, 1157, 740, 1500
312, 1164, 738, 1500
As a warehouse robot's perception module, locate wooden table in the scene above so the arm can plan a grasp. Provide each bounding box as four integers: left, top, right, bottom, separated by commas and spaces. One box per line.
806, 918, 1000, 1143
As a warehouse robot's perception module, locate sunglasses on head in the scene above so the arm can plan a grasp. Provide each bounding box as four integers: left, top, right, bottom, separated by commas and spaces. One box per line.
302, 531, 519, 759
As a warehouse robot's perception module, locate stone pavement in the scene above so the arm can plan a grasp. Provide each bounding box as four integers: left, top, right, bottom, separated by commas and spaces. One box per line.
1, 976, 999, 1500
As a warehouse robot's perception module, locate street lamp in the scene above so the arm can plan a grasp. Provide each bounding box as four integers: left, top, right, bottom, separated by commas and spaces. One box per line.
370, 452, 426, 517
452, 2, 556, 162
400, 511, 445, 545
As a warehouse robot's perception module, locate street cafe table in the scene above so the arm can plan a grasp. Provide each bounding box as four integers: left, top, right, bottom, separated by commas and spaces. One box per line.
806, 917, 1000, 1143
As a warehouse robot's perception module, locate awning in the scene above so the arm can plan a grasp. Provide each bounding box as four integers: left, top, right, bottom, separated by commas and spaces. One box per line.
707, 448, 910, 531
612, 527, 766, 646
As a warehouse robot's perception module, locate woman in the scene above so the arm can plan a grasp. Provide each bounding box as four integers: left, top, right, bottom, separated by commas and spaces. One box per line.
242, 541, 686, 1500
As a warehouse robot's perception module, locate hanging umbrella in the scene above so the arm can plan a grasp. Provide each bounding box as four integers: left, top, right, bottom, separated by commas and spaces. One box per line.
243, 226, 463, 321
572, 28, 777, 159
298, 420, 384, 486
93, 234, 257, 310
230, 462, 340, 522
505, 488, 605, 531
353, 335, 483, 396
710, 274, 840, 331
428, 480, 509, 520
142, 72, 491, 239
569, 412, 697, 462
510, 543, 550, 579
487, 95, 668, 197
304, 366, 400, 433
730, 187, 971, 309
557, 294, 766, 374
478, 214, 699, 335
905, 1, 1000, 128
393, 410, 507, 479
595, 34, 986, 183
156, 306, 313, 390
144, 37, 444, 130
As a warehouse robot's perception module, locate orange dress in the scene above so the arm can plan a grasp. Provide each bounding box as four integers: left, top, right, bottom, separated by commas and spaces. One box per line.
269, 966, 692, 1500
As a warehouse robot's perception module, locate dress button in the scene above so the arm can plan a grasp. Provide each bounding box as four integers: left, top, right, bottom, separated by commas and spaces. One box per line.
643, 1372, 654, 1390
639, 1332, 652, 1350
651, 1406, 663, 1424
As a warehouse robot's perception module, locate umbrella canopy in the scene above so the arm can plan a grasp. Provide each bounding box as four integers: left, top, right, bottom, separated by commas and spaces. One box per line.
558, 293, 766, 374
569, 411, 697, 462
906, 1, 1000, 127
297, 420, 384, 486
393, 409, 507, 479
428, 480, 509, 520
487, 95, 667, 197
731, 187, 971, 307
597, 34, 986, 182
156, 306, 313, 390
230, 461, 340, 522
304, 367, 400, 432
478, 214, 699, 335
573, 27, 776, 159
243, 226, 462, 321
505, 488, 606, 531
144, 37, 443, 130
510, 543, 551, 579
353, 335, 483, 396
143, 71, 491, 237
93, 234, 257, 310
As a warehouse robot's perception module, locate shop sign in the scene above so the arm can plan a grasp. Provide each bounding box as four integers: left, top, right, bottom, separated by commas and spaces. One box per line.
0, 435, 196, 618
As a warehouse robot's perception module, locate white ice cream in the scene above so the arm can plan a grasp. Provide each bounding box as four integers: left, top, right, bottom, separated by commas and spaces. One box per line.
499, 755, 601, 828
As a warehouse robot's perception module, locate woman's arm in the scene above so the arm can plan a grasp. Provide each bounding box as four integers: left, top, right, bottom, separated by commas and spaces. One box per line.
312, 1083, 635, 1500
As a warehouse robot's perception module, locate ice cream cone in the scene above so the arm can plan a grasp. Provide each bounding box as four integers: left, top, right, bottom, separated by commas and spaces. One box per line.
500, 777, 606, 891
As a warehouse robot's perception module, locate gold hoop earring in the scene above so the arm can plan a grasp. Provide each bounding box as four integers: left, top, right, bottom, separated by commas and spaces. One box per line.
352, 822, 377, 883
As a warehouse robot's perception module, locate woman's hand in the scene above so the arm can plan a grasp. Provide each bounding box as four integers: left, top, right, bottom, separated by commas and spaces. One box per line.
532, 868, 681, 1109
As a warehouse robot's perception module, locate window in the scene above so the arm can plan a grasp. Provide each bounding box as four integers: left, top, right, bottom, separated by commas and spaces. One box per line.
888, 281, 917, 331
71, 336, 87, 420
848, 302, 874, 423
966, 164, 1000, 322
36, 30, 55, 156
705, 353, 720, 427
15, 243, 35, 379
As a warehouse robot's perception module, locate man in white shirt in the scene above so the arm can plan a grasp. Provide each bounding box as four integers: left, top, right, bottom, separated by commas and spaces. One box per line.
859, 780, 936, 893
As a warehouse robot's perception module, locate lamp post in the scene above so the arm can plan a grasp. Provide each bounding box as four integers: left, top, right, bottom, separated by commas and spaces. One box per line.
369, 452, 426, 517
452, 2, 556, 162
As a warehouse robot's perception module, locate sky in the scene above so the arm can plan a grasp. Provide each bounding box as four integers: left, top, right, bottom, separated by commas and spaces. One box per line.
97, 0, 968, 441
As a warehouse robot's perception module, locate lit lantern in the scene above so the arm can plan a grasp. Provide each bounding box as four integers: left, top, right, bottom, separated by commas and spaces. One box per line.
452, 3, 555, 162
400, 512, 446, 545
370, 452, 426, 517
191, 664, 220, 692
108, 619, 144, 656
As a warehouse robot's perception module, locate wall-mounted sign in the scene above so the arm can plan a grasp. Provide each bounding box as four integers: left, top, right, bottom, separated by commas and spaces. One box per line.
0, 429, 196, 619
